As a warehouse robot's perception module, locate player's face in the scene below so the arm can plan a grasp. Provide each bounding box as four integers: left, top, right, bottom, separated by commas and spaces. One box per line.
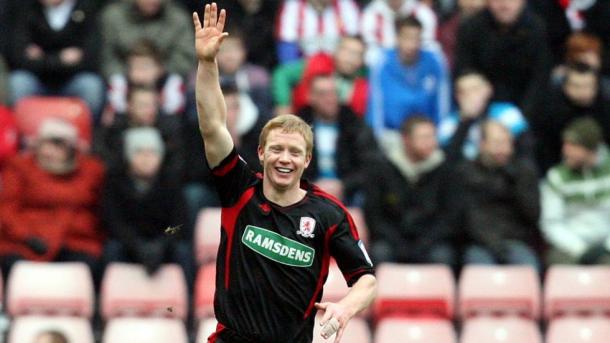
258, 129, 311, 191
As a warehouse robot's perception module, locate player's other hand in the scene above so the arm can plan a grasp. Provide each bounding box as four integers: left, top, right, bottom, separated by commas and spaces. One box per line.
315, 302, 354, 343
192, 2, 229, 63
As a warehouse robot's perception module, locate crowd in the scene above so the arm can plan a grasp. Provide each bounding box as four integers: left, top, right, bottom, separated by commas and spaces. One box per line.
0, 0, 610, 299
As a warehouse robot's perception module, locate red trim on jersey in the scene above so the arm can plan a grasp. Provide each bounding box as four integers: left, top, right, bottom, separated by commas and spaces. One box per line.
343, 267, 369, 286
207, 322, 226, 342
221, 187, 256, 288
312, 188, 360, 240
303, 224, 338, 319
212, 154, 239, 176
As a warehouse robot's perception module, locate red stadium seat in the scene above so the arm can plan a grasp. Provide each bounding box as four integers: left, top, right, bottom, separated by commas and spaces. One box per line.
100, 263, 188, 320
546, 317, 610, 343
196, 317, 219, 343
347, 207, 369, 246
374, 318, 457, 343
194, 263, 216, 320
544, 265, 610, 319
13, 96, 92, 150
312, 315, 371, 343
7, 261, 94, 318
8, 315, 94, 343
195, 208, 222, 265
373, 264, 455, 321
459, 265, 541, 319
460, 317, 542, 343
102, 318, 188, 343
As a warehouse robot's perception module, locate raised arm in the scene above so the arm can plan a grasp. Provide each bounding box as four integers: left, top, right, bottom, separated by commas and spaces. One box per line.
192, 3, 233, 168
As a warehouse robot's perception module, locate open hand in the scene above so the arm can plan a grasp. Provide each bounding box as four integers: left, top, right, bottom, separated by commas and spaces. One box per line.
315, 302, 353, 342
192, 2, 229, 63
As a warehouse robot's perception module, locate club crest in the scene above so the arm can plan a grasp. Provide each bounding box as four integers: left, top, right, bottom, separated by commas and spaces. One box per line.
297, 217, 316, 238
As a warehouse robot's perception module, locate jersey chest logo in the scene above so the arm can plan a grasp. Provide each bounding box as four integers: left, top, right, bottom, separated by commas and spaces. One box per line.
242, 225, 315, 267
296, 217, 316, 238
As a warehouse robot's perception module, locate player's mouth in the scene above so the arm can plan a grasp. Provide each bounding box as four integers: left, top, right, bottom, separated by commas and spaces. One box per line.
275, 167, 294, 174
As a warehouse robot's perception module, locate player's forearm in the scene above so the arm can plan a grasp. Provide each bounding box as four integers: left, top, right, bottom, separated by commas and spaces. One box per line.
338, 274, 377, 318
196, 60, 227, 137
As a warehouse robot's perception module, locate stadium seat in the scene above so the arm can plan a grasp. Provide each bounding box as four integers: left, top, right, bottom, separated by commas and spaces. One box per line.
312, 315, 371, 343
196, 317, 219, 343
102, 317, 188, 343
347, 207, 369, 246
546, 317, 610, 343
13, 96, 92, 149
320, 261, 349, 304
100, 263, 188, 320
8, 315, 94, 343
374, 318, 457, 343
195, 263, 216, 320
544, 265, 610, 319
458, 265, 541, 319
195, 208, 222, 265
6, 261, 94, 318
460, 317, 542, 343
373, 264, 455, 321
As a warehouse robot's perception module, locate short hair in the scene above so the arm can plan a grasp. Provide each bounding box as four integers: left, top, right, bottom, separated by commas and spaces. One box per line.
127, 85, 158, 102
127, 39, 164, 65
35, 330, 68, 343
339, 34, 365, 46
480, 120, 511, 141
259, 114, 313, 156
395, 15, 423, 33
565, 32, 602, 64
455, 68, 489, 84
401, 115, 434, 136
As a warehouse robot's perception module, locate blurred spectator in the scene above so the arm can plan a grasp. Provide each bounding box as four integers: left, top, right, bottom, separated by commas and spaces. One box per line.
8, 0, 105, 119
551, 32, 610, 90
455, 0, 551, 119
297, 74, 378, 203
94, 86, 185, 180
276, 0, 361, 63
0, 118, 105, 274
452, 120, 541, 270
582, 1, 610, 78
438, 0, 486, 70
106, 39, 186, 120
0, 106, 17, 168
367, 16, 449, 134
536, 63, 610, 172
0, 55, 8, 104
541, 117, 610, 265
272, 35, 368, 117
439, 70, 532, 162
101, 127, 193, 282
101, 0, 195, 78
528, 0, 570, 66
361, 0, 440, 66
33, 330, 68, 343
364, 116, 457, 267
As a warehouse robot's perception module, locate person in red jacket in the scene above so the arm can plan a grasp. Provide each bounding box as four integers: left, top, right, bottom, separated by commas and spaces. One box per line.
0, 118, 105, 277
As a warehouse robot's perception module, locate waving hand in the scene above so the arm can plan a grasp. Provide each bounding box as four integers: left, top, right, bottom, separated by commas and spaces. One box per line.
192, 3, 229, 62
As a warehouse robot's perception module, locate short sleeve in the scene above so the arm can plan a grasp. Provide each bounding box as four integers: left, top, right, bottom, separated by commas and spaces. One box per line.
210, 148, 258, 207
330, 211, 375, 287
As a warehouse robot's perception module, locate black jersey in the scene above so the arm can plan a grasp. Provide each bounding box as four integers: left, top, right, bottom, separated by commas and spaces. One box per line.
207, 149, 374, 343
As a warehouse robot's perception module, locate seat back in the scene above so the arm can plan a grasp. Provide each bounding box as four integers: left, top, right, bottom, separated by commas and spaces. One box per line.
194, 208, 222, 265
194, 264, 216, 320
546, 317, 610, 343
374, 318, 457, 343
461, 317, 542, 343
196, 317, 219, 343
102, 318, 188, 343
8, 315, 94, 343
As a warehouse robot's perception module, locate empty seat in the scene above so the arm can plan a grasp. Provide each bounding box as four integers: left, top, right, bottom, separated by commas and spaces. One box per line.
102, 318, 188, 343
196, 317, 219, 343
544, 265, 610, 319
195, 264, 216, 320
195, 208, 222, 265
461, 317, 542, 343
459, 265, 541, 319
14, 96, 92, 149
546, 317, 610, 343
100, 263, 188, 320
312, 315, 371, 343
373, 264, 455, 321
374, 318, 456, 343
8, 315, 93, 343
7, 261, 94, 318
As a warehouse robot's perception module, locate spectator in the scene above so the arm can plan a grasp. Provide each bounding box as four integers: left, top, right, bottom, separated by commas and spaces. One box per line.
536, 63, 610, 172
297, 74, 378, 203
452, 120, 541, 270
541, 117, 610, 265
0, 106, 18, 168
582, 1, 610, 79
0, 118, 105, 275
367, 16, 449, 135
101, 0, 195, 78
272, 35, 368, 117
364, 116, 458, 267
361, 0, 440, 65
106, 39, 186, 120
8, 0, 105, 119
101, 127, 193, 282
276, 0, 361, 63
0, 54, 8, 104
33, 330, 68, 343
455, 0, 551, 119
438, 0, 486, 70
439, 70, 532, 162
94, 86, 185, 180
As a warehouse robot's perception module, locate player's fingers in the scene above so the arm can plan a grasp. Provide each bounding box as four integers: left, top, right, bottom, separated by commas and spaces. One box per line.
217, 32, 229, 44
334, 325, 345, 343
217, 9, 226, 32
192, 12, 202, 31
203, 4, 210, 28
210, 2, 217, 26
320, 317, 340, 339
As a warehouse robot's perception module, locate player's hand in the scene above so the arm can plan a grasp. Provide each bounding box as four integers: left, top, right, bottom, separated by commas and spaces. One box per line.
192, 2, 229, 63
315, 302, 354, 342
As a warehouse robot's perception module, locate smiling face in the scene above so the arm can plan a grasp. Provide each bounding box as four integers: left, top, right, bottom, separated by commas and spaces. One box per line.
258, 129, 311, 192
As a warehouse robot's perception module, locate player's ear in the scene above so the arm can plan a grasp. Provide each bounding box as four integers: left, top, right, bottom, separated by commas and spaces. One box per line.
304, 152, 312, 169
257, 145, 264, 165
